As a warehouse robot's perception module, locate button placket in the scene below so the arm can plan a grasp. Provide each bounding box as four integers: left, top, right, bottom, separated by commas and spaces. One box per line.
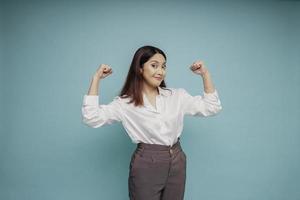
156, 95, 161, 113
142, 92, 162, 114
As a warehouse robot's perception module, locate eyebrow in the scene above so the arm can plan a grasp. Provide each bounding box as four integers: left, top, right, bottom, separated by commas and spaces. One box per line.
150, 60, 166, 64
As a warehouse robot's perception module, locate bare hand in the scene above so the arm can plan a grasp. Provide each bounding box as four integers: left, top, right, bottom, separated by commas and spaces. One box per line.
94, 64, 113, 80
189, 60, 209, 76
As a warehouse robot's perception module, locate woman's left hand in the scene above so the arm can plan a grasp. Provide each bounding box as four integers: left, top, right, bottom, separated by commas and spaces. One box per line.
189, 60, 209, 76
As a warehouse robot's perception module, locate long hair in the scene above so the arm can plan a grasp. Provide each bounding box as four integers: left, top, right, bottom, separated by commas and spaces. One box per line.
119, 45, 171, 107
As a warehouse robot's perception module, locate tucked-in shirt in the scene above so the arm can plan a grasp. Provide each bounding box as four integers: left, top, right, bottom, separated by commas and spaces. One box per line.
81, 86, 222, 146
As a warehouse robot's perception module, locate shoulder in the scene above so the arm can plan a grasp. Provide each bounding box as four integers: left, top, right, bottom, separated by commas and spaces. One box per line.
158, 87, 179, 97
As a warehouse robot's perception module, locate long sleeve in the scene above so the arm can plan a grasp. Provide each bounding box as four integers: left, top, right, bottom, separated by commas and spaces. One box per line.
81, 95, 123, 128
178, 88, 222, 117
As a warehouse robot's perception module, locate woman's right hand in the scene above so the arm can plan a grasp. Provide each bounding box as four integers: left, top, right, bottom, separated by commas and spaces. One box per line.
93, 64, 113, 80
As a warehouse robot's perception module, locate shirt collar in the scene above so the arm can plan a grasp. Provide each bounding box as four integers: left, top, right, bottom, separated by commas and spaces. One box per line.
142, 86, 172, 97
158, 86, 172, 97
141, 86, 171, 113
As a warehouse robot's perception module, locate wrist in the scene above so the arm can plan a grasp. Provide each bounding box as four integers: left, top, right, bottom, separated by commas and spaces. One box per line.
201, 71, 210, 78
92, 74, 101, 81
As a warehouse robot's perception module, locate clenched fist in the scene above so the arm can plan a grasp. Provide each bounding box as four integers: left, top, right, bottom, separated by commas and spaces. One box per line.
189, 60, 209, 76
94, 64, 113, 80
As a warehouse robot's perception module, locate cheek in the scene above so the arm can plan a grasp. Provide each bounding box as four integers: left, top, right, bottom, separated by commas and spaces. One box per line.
146, 69, 156, 76
144, 66, 153, 73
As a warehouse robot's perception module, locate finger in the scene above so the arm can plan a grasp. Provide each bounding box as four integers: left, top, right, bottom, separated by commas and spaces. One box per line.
192, 64, 200, 70
103, 64, 110, 69
102, 65, 108, 70
191, 66, 197, 71
190, 64, 197, 70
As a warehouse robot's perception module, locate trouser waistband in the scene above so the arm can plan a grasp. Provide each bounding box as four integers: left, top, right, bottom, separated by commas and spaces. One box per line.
137, 137, 181, 152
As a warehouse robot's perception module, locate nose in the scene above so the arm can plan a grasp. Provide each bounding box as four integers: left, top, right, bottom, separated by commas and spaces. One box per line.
157, 67, 164, 75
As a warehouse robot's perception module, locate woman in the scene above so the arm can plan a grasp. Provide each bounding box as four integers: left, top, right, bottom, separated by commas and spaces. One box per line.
81, 45, 222, 200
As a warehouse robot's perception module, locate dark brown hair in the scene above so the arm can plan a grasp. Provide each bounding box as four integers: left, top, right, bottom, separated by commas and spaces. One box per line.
118, 45, 172, 107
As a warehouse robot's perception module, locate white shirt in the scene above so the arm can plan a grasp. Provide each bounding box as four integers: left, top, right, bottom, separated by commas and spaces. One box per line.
81, 86, 222, 146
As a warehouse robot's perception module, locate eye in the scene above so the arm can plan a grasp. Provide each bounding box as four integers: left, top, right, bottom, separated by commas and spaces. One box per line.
151, 64, 157, 68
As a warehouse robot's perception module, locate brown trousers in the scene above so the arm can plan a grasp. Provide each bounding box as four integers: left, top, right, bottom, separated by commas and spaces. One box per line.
128, 137, 186, 200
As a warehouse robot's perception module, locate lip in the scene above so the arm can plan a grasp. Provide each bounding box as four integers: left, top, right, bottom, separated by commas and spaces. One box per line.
154, 77, 162, 80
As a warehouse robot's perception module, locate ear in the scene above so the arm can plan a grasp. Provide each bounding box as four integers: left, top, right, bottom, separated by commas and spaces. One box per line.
139, 67, 143, 74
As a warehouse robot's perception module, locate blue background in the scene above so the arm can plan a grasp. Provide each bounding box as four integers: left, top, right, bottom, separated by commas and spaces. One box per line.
1, 0, 299, 199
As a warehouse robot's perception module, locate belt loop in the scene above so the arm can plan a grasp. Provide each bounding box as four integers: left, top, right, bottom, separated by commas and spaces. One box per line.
168, 145, 173, 156
141, 146, 145, 157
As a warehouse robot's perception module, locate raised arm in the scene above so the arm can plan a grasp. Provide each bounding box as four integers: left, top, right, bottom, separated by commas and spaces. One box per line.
87, 75, 101, 96
81, 64, 123, 128
201, 71, 215, 94
180, 60, 222, 117
87, 63, 113, 96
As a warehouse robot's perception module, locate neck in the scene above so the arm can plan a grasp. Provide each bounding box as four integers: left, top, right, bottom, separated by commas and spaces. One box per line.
142, 82, 159, 96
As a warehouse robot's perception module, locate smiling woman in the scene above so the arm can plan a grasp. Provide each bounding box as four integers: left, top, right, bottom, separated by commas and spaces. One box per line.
117, 46, 170, 107
140, 53, 167, 88
81, 45, 222, 200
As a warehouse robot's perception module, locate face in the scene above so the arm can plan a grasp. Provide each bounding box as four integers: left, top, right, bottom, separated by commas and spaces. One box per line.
140, 53, 167, 88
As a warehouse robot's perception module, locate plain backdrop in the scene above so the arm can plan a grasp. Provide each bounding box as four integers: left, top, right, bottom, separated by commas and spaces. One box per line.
1, 0, 299, 199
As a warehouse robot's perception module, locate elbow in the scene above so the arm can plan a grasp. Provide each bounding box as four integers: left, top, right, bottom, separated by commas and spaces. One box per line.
204, 103, 223, 117
82, 117, 103, 128
214, 104, 222, 114
81, 108, 105, 128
